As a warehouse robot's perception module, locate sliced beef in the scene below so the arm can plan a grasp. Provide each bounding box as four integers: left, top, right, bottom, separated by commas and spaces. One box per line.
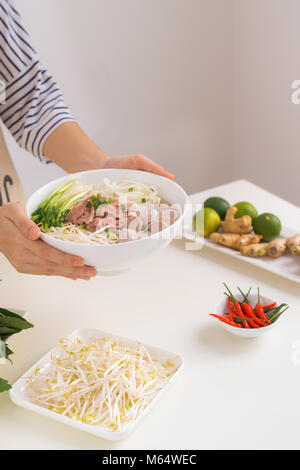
85, 200, 127, 233
86, 217, 108, 232
66, 198, 95, 225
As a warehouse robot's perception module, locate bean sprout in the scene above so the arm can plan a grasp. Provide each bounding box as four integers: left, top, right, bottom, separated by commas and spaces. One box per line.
27, 336, 178, 432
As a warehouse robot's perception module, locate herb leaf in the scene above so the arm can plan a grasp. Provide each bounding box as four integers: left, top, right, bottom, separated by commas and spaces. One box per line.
0, 316, 33, 331
0, 378, 11, 392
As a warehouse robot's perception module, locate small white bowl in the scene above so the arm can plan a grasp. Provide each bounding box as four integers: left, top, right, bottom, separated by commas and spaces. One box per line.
26, 169, 188, 276
214, 293, 281, 338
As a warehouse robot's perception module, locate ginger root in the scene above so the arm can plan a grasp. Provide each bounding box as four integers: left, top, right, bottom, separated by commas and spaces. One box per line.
267, 238, 287, 258
241, 237, 288, 258
221, 206, 253, 234
287, 234, 300, 255
209, 232, 262, 250
240, 243, 269, 257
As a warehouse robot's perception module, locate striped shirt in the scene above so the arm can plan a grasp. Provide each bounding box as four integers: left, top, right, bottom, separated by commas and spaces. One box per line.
0, 0, 75, 162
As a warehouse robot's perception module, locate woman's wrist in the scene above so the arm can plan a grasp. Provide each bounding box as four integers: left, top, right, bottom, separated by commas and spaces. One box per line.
43, 122, 110, 173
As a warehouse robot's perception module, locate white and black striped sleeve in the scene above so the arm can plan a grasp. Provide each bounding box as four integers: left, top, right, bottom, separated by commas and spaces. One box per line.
0, 0, 76, 163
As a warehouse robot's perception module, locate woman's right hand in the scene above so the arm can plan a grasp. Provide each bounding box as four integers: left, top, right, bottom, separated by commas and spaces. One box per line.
0, 203, 97, 280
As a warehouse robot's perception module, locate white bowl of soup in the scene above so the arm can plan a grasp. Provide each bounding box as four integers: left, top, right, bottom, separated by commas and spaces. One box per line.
26, 169, 188, 276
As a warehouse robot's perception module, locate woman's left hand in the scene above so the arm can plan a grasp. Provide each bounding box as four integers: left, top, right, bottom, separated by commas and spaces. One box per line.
104, 154, 175, 180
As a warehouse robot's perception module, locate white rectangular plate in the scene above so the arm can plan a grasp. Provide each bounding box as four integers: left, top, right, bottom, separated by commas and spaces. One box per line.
184, 220, 300, 284
9, 328, 184, 441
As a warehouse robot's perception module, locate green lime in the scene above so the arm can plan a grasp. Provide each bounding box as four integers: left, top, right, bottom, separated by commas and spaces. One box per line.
193, 207, 221, 237
233, 201, 258, 221
253, 213, 282, 242
204, 196, 230, 220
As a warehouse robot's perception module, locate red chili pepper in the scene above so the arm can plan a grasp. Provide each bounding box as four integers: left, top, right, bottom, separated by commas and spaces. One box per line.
255, 288, 271, 324
241, 302, 266, 327
210, 314, 242, 328
263, 302, 276, 310
223, 283, 250, 328
227, 297, 236, 320
241, 303, 263, 328
233, 301, 250, 328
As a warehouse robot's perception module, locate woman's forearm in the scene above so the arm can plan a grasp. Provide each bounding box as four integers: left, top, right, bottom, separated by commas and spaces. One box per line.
42, 122, 110, 172
43, 122, 174, 179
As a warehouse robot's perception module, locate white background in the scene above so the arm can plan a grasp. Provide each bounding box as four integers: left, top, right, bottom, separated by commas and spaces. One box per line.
2, 0, 300, 205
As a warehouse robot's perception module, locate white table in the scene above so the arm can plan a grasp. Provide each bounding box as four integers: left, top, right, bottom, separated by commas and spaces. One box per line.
0, 179, 299, 450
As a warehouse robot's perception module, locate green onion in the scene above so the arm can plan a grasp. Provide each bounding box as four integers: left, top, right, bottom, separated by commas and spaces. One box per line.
31, 179, 88, 231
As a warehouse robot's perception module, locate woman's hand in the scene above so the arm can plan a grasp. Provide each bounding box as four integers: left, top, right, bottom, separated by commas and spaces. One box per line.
104, 154, 174, 180
0, 203, 97, 280
43, 123, 175, 179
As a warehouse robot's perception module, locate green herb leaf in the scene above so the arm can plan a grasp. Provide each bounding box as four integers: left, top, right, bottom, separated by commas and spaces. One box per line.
85, 201, 92, 209
0, 378, 11, 392
141, 198, 146, 203
5, 345, 13, 362
0, 307, 27, 319
0, 316, 33, 331
128, 187, 134, 192
0, 326, 19, 336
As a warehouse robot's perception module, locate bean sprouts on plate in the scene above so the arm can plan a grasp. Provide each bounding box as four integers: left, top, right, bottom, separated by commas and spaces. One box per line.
27, 336, 178, 431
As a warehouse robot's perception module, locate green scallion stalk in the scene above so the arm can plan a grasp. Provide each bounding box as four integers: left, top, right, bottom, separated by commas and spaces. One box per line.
31, 179, 88, 230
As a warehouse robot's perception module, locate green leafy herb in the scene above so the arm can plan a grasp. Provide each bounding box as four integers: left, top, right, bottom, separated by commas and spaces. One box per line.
85, 201, 92, 209
0, 326, 18, 335
0, 316, 33, 331
141, 198, 147, 203
128, 187, 134, 192
0, 307, 34, 393
0, 378, 11, 392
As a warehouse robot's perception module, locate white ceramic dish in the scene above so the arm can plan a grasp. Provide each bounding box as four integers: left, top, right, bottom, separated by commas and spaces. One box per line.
9, 328, 184, 441
214, 293, 282, 338
184, 216, 300, 284
26, 169, 188, 276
